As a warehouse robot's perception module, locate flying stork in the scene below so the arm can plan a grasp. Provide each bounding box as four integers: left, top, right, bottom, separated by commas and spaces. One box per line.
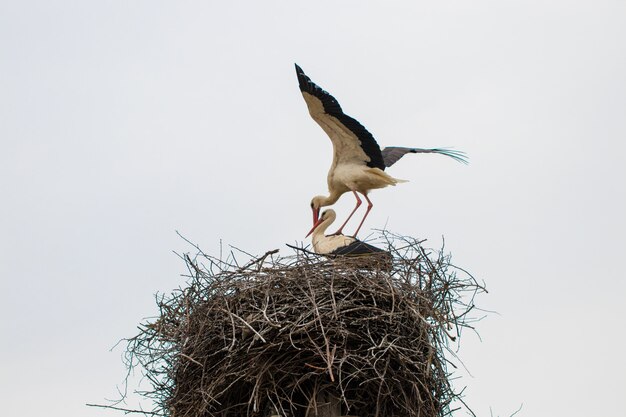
295, 64, 467, 237
306, 209, 387, 256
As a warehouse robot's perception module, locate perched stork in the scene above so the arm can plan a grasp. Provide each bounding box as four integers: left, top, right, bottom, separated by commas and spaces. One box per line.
306, 209, 387, 256
295, 64, 467, 237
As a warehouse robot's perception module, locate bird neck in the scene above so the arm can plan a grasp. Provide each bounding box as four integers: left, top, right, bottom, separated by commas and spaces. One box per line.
323, 190, 342, 206
311, 219, 332, 244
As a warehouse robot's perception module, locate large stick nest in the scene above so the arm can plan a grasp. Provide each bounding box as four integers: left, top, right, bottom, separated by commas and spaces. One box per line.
124, 232, 485, 417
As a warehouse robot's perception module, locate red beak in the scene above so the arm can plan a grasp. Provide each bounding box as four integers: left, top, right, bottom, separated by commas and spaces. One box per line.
312, 207, 320, 225
306, 215, 324, 238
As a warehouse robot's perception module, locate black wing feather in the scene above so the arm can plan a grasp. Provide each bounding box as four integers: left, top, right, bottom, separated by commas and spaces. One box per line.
330, 239, 386, 255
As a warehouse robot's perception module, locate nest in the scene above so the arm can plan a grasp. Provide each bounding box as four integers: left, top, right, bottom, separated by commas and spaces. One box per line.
123, 232, 484, 417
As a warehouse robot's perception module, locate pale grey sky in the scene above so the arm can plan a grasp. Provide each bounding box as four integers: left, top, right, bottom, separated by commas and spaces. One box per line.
1, 1, 625, 416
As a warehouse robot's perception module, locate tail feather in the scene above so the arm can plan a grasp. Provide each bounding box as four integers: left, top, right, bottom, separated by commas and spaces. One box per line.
366, 167, 408, 186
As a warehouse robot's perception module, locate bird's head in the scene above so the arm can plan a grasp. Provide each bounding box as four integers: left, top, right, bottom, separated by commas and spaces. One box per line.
309, 196, 326, 225
306, 209, 336, 238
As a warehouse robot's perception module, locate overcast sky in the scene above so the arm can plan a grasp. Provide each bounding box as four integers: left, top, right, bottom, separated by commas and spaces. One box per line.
1, 1, 625, 416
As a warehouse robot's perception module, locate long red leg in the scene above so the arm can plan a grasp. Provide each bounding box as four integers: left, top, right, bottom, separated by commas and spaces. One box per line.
334, 191, 362, 235
352, 194, 373, 237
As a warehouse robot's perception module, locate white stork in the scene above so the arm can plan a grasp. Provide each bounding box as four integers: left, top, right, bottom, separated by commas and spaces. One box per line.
296, 64, 467, 237
306, 209, 387, 256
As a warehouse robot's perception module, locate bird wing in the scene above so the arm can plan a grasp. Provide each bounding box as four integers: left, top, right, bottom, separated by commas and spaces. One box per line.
330, 239, 386, 256
295, 64, 385, 170
381, 147, 469, 167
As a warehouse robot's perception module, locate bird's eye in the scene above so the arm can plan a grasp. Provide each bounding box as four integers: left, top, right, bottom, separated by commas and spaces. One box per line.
310, 202, 314, 209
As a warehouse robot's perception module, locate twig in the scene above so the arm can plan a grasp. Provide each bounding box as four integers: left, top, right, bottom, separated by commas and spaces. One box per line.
85, 403, 161, 415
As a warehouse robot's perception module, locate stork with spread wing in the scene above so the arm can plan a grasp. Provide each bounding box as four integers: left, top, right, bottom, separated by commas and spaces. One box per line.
295, 64, 467, 237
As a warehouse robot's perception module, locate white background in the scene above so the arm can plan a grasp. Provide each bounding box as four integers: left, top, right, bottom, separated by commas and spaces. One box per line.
1, 1, 625, 416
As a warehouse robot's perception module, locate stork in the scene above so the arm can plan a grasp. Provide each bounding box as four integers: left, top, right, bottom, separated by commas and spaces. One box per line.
295, 64, 467, 237
306, 209, 387, 256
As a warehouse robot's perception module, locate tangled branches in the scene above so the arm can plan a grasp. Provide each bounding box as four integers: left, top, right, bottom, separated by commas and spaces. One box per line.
122, 232, 485, 417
